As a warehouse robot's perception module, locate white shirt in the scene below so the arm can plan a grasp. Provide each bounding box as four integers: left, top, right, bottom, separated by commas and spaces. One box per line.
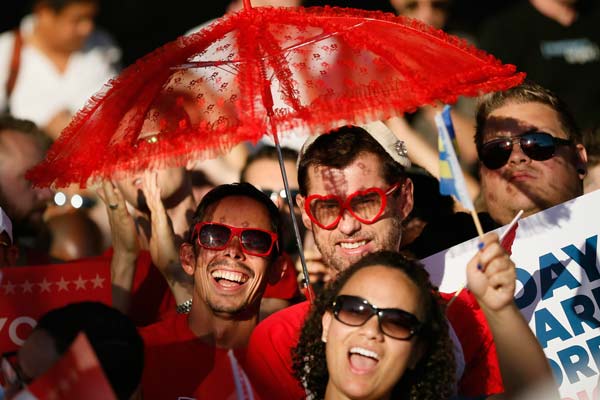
0, 15, 120, 127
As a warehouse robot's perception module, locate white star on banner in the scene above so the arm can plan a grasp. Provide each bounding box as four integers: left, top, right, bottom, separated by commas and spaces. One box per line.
91, 274, 105, 289
56, 277, 70, 291
20, 280, 34, 293
39, 278, 52, 293
2, 281, 16, 295
73, 275, 87, 290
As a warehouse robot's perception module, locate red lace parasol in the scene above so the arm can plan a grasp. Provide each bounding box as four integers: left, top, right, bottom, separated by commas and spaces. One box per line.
27, 4, 524, 189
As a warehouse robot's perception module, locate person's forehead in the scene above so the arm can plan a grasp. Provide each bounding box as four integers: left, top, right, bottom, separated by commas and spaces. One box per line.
0, 131, 44, 165
208, 196, 271, 227
484, 101, 566, 140
307, 153, 387, 195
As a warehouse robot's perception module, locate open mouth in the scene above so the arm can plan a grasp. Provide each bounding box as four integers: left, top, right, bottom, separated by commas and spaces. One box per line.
211, 269, 249, 288
348, 347, 380, 374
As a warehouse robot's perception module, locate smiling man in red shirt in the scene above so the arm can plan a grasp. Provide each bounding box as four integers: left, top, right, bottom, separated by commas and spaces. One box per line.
139, 183, 283, 400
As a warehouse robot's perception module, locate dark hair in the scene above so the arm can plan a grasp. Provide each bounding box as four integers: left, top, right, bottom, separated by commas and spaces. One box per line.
297, 126, 406, 196
35, 302, 144, 400
33, 0, 98, 12
474, 80, 581, 150
293, 251, 455, 400
240, 145, 299, 183
189, 182, 282, 258
583, 124, 600, 167
0, 114, 50, 151
405, 165, 454, 223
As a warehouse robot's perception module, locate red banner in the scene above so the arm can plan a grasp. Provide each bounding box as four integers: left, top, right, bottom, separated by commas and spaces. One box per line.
0, 259, 111, 353
14, 333, 117, 400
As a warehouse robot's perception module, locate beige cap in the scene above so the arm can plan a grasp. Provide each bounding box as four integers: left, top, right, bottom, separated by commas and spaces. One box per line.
298, 121, 410, 168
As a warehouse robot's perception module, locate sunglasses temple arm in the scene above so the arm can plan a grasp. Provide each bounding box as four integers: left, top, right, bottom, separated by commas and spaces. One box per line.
271, 132, 315, 303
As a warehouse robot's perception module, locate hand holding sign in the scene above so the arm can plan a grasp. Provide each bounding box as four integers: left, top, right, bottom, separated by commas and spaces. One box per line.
466, 233, 517, 313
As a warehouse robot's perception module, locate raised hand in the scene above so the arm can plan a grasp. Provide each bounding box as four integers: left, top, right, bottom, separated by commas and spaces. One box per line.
141, 172, 192, 304
466, 233, 558, 399
466, 233, 516, 312
97, 180, 139, 313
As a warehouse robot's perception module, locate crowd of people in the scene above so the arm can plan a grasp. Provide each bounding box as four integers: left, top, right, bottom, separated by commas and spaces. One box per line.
1, 0, 599, 399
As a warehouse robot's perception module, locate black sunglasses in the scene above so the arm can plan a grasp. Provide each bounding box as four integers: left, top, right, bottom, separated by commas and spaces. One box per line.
478, 131, 573, 170
193, 222, 278, 257
331, 295, 422, 340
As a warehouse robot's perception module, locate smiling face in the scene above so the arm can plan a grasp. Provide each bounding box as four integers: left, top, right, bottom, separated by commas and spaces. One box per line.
479, 101, 586, 225
0, 130, 52, 227
297, 152, 413, 276
321, 265, 424, 400
183, 196, 276, 316
37, 1, 98, 53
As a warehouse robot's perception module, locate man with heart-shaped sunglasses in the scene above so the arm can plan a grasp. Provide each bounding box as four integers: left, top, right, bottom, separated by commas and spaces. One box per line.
476, 81, 588, 226
246, 123, 508, 399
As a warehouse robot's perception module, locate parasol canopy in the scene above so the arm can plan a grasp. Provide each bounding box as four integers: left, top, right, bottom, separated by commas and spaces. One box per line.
27, 5, 524, 188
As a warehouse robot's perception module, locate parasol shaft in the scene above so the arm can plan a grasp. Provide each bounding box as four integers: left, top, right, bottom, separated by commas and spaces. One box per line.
243, 0, 252, 10
271, 130, 315, 304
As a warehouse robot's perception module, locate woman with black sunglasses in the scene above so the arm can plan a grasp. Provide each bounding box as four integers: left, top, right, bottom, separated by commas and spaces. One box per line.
293, 235, 557, 400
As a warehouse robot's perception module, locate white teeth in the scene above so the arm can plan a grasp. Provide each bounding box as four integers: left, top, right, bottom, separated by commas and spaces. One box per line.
349, 347, 379, 360
340, 241, 367, 249
211, 270, 248, 283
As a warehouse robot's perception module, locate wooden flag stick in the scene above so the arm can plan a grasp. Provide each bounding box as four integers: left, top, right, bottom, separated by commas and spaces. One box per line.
447, 209, 523, 308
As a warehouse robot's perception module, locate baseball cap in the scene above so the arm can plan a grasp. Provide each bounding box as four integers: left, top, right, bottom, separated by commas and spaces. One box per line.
298, 121, 411, 168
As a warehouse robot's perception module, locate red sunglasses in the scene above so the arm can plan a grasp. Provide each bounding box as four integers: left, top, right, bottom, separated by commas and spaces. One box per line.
192, 222, 278, 257
304, 183, 401, 230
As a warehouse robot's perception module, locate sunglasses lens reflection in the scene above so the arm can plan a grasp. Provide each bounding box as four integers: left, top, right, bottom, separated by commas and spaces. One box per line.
480, 132, 566, 170
199, 224, 231, 249
198, 223, 275, 256
241, 229, 273, 254
333, 295, 419, 340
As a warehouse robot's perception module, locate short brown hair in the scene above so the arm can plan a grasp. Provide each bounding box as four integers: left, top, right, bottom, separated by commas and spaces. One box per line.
474, 81, 581, 150
298, 126, 406, 196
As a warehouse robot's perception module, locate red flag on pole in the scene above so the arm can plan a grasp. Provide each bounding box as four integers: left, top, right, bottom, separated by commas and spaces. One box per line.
14, 333, 117, 400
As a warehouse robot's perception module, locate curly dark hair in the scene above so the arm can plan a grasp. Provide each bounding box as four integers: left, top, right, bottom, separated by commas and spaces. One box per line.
292, 251, 456, 400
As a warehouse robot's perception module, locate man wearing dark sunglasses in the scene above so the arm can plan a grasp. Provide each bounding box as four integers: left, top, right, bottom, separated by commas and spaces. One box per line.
139, 183, 284, 400
476, 81, 588, 226
245, 123, 505, 399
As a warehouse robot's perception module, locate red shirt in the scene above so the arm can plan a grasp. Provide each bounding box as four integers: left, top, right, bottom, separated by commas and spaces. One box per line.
140, 313, 257, 400
245, 290, 503, 399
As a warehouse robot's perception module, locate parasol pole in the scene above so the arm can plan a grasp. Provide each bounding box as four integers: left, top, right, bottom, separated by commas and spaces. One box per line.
257, 61, 314, 303
242, 0, 253, 10
270, 129, 314, 303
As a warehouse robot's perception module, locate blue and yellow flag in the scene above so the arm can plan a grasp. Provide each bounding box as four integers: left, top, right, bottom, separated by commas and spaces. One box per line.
436, 105, 474, 211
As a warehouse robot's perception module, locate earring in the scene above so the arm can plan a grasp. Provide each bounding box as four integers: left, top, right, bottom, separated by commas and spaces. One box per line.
321, 335, 327, 343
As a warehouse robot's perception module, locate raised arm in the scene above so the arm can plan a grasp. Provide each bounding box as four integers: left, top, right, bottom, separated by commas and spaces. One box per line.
97, 180, 139, 314
467, 233, 559, 400
141, 172, 193, 305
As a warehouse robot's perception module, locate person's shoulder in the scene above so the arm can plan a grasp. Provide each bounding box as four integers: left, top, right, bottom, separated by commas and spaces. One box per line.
258, 300, 310, 329
139, 311, 189, 347
251, 300, 310, 345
